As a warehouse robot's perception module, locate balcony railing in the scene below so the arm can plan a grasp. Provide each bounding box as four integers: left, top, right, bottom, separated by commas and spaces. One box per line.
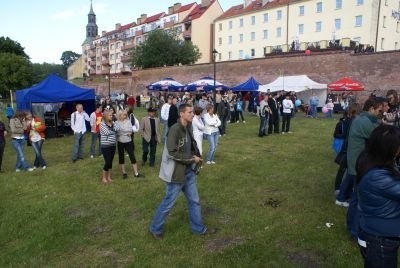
121, 55, 132, 62
183, 30, 191, 39
89, 61, 96, 66
163, 21, 174, 28
101, 49, 109, 55
121, 43, 135, 51
101, 59, 109, 65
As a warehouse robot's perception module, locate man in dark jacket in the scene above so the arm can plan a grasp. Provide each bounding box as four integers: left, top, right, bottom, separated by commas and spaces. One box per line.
268, 93, 280, 134
149, 104, 214, 239
167, 96, 179, 128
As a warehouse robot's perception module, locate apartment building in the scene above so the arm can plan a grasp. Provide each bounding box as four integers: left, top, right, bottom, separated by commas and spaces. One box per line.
81, 0, 223, 77
214, 0, 400, 62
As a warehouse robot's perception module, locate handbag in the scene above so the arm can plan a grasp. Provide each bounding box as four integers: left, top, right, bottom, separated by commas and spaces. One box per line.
332, 138, 344, 154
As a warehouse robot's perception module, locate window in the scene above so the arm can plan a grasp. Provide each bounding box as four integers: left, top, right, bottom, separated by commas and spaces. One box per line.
239, 18, 244, 27
218, 37, 222, 45
299, 6, 304, 16
251, 16, 256, 25
336, 0, 342, 9
385, 0, 388, 6
263, 29, 268, 39
335, 18, 341, 30
263, 13, 268, 22
239, 50, 243, 59
251, 49, 255, 57
316, 21, 322, 32
251, 32, 255, 41
239, 33, 243, 42
298, 24, 304, 35
355, 15, 362, 27
218, 23, 222, 31
229, 21, 233, 29
228, 51, 232, 60
277, 10, 282, 20
381, 38, 385, 50
228, 36, 232, 44
316, 2, 322, 13
397, 22, 400, 33
383, 16, 386, 28
218, 53, 221, 61
395, 42, 398, 50
276, 27, 282, 37
111, 44, 115, 49
357, 0, 363, 5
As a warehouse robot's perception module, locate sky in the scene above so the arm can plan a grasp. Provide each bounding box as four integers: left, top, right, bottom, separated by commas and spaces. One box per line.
1, 0, 237, 64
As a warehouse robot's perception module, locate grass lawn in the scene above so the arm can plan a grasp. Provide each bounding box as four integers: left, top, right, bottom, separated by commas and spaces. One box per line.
0, 109, 364, 267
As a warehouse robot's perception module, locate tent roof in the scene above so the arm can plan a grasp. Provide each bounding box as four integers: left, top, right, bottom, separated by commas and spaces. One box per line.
16, 74, 95, 110
231, 76, 261, 92
259, 75, 327, 92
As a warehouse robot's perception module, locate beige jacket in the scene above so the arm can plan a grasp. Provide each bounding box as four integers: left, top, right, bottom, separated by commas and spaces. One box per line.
140, 116, 160, 143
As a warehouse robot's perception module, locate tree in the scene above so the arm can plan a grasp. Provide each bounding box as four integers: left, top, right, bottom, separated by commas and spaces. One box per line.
132, 30, 201, 68
0, 36, 29, 59
0, 53, 33, 97
60, 50, 81, 68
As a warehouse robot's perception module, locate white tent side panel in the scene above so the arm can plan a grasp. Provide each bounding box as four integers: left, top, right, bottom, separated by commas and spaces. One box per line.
259, 75, 327, 93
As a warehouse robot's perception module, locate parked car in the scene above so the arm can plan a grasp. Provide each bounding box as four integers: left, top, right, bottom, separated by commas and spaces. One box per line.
110, 93, 120, 102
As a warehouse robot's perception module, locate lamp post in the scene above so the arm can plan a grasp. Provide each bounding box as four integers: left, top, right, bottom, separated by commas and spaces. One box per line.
212, 49, 218, 106
107, 64, 111, 98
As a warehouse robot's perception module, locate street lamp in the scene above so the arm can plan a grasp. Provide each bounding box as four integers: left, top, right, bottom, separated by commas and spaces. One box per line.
106, 64, 111, 98
212, 49, 218, 106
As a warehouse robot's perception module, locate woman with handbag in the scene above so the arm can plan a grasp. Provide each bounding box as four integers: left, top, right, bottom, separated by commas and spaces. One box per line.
26, 113, 47, 170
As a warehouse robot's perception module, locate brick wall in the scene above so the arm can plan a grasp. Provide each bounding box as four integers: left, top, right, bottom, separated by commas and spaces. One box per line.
99, 50, 400, 100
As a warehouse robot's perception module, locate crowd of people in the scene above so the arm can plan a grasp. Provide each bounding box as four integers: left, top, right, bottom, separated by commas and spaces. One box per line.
331, 89, 400, 267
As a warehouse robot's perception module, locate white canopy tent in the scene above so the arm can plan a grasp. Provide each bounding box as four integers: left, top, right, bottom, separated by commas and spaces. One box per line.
259, 75, 327, 107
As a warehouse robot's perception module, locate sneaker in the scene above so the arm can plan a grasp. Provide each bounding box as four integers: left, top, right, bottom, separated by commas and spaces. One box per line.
335, 200, 349, 207
16, 169, 21, 172
135, 173, 144, 178
287, 131, 293, 134
200, 227, 218, 235
243, 121, 246, 123
211, 161, 216, 164
206, 161, 212, 164
282, 132, 285, 134
90, 155, 94, 159
122, 173, 128, 179
42, 166, 47, 170
32, 166, 37, 170
27, 168, 34, 172
149, 231, 163, 240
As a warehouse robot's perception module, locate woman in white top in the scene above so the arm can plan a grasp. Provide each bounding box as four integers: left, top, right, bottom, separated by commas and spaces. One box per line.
115, 110, 143, 179
203, 104, 221, 164
192, 106, 205, 156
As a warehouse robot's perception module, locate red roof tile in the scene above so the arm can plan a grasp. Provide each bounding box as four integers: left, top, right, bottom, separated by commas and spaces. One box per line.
175, 2, 196, 13
144, 12, 165, 24
120, 22, 136, 31
216, 0, 290, 21
182, 0, 215, 23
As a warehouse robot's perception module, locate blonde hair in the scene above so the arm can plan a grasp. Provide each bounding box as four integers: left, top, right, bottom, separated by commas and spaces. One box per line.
117, 110, 128, 121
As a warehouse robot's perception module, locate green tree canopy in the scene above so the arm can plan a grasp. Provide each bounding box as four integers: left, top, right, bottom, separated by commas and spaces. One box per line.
0, 53, 33, 96
60, 50, 81, 68
0, 37, 29, 59
132, 30, 201, 68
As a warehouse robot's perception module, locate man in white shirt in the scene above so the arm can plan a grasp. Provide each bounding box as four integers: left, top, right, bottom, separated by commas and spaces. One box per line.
160, 95, 172, 144
281, 94, 294, 134
71, 103, 90, 162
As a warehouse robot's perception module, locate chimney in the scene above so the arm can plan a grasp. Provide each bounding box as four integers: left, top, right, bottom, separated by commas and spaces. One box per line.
168, 6, 174, 14
201, 0, 211, 7
102, 30, 106, 36
244, 0, 255, 8
141, 14, 147, 22
173, 3, 182, 12
262, 0, 272, 6
115, 23, 121, 30
137, 17, 141, 24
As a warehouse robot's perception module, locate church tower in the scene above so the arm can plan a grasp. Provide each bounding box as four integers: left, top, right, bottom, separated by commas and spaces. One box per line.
83, 0, 98, 44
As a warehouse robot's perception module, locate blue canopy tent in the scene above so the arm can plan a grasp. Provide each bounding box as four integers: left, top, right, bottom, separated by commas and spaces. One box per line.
185, 76, 229, 92
231, 76, 261, 92
16, 74, 95, 112
146, 78, 184, 92
16, 74, 95, 137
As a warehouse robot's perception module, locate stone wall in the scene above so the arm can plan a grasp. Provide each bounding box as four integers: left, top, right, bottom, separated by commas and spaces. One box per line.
96, 50, 400, 100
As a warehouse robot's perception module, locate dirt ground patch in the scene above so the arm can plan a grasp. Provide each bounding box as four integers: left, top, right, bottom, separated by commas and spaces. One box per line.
204, 236, 246, 252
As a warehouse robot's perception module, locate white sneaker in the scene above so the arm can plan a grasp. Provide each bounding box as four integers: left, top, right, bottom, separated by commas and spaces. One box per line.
243, 121, 246, 123
42, 166, 47, 170
27, 168, 34, 172
90, 155, 94, 159
211, 161, 216, 164
15, 169, 21, 172
32, 166, 37, 170
206, 161, 212, 164
335, 200, 349, 207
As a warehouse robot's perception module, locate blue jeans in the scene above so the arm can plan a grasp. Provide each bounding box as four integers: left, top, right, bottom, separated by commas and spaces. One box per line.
337, 173, 355, 202
149, 169, 206, 235
31, 139, 46, 167
310, 104, 317, 118
358, 229, 400, 268
90, 132, 101, 156
206, 131, 219, 162
347, 188, 359, 239
11, 138, 30, 170
259, 116, 268, 136
72, 132, 85, 161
